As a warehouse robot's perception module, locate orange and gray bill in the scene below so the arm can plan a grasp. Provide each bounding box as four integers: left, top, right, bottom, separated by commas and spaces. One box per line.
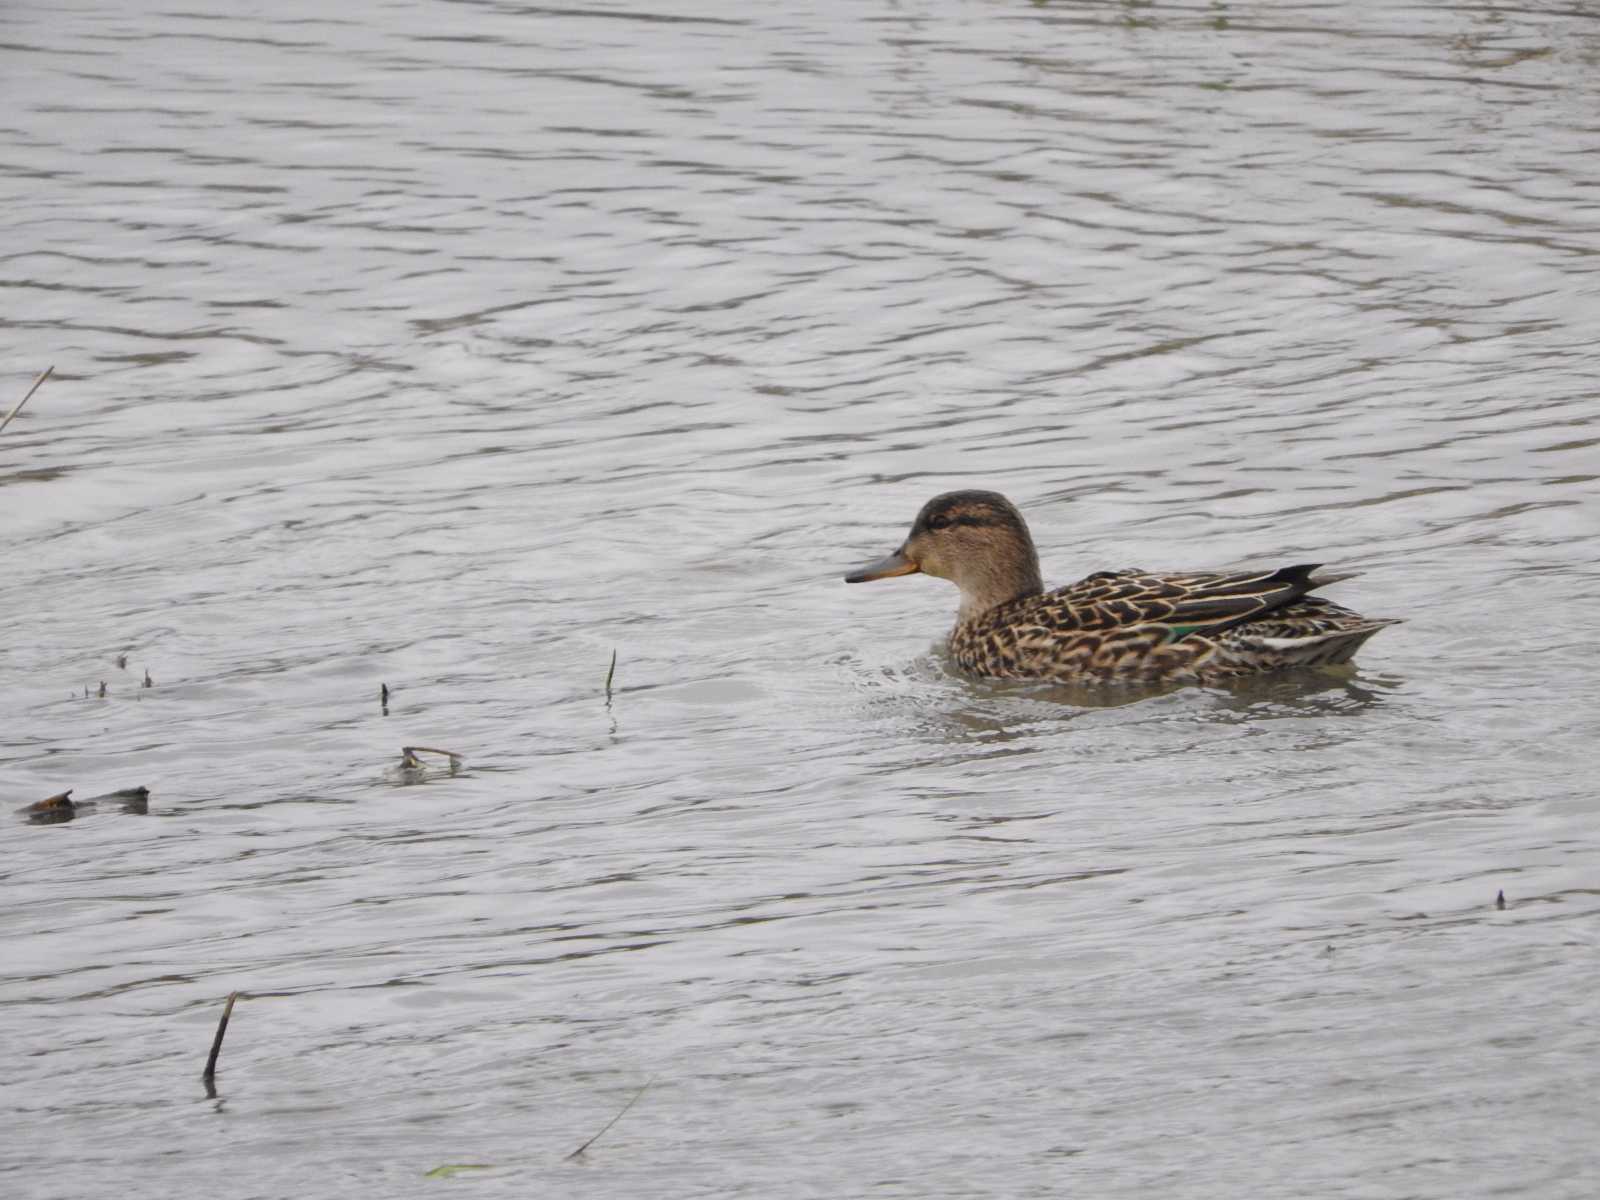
844, 549, 919, 583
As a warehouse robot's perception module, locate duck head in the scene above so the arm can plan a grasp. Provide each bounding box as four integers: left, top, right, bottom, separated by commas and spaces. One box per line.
844, 490, 1045, 619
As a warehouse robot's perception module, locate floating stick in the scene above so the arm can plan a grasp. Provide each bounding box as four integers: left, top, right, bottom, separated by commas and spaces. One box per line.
400, 745, 461, 769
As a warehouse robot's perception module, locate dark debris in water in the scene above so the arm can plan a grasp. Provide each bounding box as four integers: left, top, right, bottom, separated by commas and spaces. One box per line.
19, 790, 76, 824
17, 785, 150, 824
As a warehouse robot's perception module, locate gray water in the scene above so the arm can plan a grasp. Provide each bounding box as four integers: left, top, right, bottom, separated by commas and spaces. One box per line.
3, 1, 1599, 1196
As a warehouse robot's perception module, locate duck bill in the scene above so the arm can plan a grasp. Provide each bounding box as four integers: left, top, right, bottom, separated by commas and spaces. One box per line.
844, 548, 919, 583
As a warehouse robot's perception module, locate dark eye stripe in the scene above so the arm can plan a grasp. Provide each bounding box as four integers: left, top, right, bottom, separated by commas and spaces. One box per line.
927, 513, 989, 531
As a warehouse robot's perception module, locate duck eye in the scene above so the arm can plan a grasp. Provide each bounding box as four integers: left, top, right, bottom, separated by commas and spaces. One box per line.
927, 514, 952, 531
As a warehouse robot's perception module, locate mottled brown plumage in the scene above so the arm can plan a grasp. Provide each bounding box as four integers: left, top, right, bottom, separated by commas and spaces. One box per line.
845, 490, 1398, 685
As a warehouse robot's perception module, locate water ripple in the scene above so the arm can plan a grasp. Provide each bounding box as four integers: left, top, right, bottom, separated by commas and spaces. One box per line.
4, 1, 1599, 1197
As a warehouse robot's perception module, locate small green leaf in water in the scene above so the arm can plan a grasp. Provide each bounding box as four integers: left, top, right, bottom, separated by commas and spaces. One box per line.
424, 1164, 494, 1179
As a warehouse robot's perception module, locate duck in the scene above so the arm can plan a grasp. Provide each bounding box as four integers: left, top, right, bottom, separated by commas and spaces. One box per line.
844, 490, 1398, 685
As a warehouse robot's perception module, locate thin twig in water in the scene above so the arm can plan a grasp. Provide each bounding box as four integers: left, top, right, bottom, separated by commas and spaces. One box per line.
566, 1076, 654, 1161
203, 991, 238, 1082
0, 365, 54, 436
604, 649, 617, 705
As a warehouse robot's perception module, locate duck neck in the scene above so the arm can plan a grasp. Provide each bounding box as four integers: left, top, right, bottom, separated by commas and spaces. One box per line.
956, 554, 1043, 623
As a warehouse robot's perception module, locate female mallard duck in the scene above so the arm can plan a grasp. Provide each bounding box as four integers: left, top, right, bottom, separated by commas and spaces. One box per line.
844, 490, 1398, 685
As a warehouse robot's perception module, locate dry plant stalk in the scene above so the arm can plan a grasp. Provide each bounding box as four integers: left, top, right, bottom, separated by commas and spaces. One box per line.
566, 1076, 654, 1160
0, 365, 54, 435
203, 991, 239, 1082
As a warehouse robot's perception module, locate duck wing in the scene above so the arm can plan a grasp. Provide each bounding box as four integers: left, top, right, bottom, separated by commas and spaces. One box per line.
1048, 564, 1329, 639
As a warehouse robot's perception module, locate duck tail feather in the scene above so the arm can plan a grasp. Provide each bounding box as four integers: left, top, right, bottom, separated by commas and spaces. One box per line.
1307, 568, 1363, 589
1236, 620, 1398, 667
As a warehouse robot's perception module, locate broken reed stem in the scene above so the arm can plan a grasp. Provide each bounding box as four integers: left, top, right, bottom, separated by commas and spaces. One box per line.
566, 1076, 654, 1161
202, 991, 238, 1082
400, 745, 461, 769
604, 649, 617, 704
0, 365, 54, 436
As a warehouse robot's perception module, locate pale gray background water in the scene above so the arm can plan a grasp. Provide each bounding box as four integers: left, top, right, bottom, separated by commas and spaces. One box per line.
3, 1, 1598, 1196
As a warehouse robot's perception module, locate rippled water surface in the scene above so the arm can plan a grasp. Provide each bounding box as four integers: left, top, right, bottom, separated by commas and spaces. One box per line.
4, 1, 1599, 1196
